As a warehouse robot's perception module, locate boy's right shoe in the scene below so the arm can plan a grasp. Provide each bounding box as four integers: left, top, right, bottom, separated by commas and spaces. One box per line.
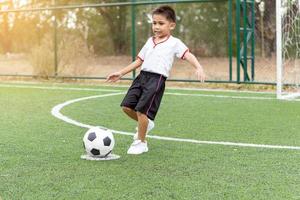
133, 119, 155, 140
127, 140, 148, 155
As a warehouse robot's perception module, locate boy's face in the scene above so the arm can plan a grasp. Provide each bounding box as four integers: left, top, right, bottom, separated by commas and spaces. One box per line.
152, 14, 176, 39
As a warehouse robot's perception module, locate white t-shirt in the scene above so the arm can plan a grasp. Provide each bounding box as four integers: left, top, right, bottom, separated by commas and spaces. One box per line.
137, 35, 189, 78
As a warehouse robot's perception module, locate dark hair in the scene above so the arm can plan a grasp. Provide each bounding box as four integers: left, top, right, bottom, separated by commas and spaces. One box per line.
152, 5, 176, 23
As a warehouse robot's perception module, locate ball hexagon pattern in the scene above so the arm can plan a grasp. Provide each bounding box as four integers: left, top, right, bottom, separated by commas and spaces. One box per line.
83, 127, 115, 157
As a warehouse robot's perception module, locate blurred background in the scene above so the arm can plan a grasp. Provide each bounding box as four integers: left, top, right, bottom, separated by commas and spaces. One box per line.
0, 0, 278, 84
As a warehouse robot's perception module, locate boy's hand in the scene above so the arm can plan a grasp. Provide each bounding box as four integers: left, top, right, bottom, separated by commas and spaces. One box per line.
106, 72, 122, 82
184, 52, 206, 83
196, 68, 206, 83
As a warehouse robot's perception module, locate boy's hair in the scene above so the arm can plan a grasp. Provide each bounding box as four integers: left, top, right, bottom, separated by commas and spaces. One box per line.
152, 5, 176, 23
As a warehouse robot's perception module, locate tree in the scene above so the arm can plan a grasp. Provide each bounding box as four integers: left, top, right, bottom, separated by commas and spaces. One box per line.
67, 0, 130, 55
97, 5, 129, 55
0, 0, 13, 53
254, 1, 276, 57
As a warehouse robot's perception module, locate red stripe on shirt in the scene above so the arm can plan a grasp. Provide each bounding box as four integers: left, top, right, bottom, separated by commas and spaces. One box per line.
152, 35, 171, 48
137, 56, 144, 61
181, 49, 189, 60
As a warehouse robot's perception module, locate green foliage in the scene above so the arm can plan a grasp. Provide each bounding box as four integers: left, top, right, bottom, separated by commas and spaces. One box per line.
174, 3, 229, 57
0, 1, 229, 57
85, 10, 115, 55
6, 0, 286, 59
135, 2, 229, 57
72, 0, 131, 55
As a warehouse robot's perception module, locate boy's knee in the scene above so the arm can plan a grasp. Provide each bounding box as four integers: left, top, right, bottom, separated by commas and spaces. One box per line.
122, 106, 133, 113
136, 111, 146, 117
136, 111, 142, 117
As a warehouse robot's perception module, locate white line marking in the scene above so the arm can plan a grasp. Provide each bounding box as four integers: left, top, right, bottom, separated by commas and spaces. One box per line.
165, 92, 276, 100
167, 87, 275, 94
51, 92, 126, 129
81, 83, 275, 94
51, 93, 300, 150
0, 84, 122, 92
0, 83, 276, 95
1, 83, 282, 101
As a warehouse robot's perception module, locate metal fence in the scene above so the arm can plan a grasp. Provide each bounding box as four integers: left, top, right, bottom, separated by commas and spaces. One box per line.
0, 0, 277, 84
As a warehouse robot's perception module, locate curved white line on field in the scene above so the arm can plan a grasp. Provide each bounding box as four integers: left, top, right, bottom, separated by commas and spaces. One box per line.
51, 92, 126, 129
51, 93, 300, 150
4, 82, 300, 101
0, 83, 273, 94
3, 83, 300, 101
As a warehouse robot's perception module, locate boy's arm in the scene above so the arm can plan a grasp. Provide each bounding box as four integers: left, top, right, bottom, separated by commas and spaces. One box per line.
184, 52, 206, 82
106, 58, 143, 82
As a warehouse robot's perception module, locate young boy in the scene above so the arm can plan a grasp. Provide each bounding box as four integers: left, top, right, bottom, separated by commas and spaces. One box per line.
106, 5, 205, 155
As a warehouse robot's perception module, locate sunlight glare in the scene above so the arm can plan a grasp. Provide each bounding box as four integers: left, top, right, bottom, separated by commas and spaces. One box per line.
13, 0, 29, 7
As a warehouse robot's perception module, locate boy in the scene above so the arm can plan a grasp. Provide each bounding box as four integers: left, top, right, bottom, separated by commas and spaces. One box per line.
106, 5, 205, 155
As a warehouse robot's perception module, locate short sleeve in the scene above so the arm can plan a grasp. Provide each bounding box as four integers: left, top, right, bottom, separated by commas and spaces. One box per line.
137, 38, 151, 61
175, 39, 189, 59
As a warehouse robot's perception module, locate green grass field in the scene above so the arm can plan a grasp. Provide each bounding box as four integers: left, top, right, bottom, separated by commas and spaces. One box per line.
1, 82, 300, 200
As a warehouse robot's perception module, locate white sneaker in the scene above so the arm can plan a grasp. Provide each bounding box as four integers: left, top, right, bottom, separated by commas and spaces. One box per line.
133, 119, 155, 140
127, 140, 148, 155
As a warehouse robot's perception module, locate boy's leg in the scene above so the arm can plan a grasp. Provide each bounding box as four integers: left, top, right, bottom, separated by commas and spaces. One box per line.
127, 111, 149, 155
122, 106, 138, 121
127, 71, 165, 155
120, 74, 141, 121
133, 117, 155, 140
136, 112, 148, 142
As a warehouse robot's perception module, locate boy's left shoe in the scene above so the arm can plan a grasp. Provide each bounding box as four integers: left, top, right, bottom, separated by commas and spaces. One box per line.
127, 140, 148, 155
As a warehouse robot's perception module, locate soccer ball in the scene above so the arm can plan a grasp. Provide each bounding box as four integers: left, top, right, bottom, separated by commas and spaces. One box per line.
83, 127, 115, 158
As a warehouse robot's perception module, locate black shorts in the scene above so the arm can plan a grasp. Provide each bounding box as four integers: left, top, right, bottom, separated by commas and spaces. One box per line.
120, 71, 166, 120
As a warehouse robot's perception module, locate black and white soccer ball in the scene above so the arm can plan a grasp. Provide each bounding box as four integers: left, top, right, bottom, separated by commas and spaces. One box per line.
83, 127, 115, 158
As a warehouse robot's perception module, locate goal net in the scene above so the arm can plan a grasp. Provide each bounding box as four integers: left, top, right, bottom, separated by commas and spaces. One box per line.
277, 0, 300, 100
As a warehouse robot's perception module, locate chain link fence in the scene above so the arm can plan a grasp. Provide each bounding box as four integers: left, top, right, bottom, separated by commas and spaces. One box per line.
253, 0, 276, 83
